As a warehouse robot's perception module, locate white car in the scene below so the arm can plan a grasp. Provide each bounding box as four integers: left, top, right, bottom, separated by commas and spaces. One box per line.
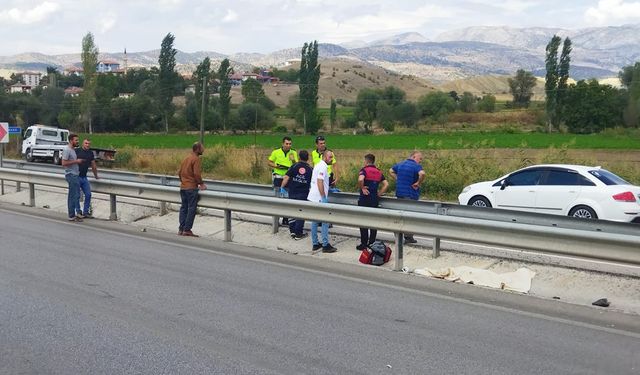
458, 164, 640, 223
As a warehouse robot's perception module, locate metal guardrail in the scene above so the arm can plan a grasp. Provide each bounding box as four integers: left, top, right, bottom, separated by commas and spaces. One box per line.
1, 167, 640, 271
2, 159, 639, 238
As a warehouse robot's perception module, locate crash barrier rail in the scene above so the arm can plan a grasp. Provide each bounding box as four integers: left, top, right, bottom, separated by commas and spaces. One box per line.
2, 159, 640, 240
1, 167, 640, 272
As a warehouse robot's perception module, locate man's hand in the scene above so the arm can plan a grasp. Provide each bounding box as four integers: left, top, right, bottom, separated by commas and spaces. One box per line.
279, 187, 287, 195
411, 182, 420, 190
76, 158, 85, 164
361, 186, 370, 196
321, 196, 329, 203
198, 183, 207, 190
378, 191, 385, 197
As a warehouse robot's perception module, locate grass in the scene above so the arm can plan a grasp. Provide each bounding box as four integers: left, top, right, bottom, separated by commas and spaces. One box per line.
107, 146, 640, 202
84, 131, 640, 151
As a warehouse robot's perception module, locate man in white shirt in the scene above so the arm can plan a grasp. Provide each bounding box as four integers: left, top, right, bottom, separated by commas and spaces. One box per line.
307, 150, 337, 253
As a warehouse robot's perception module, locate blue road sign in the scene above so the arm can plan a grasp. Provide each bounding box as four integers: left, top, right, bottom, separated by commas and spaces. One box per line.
9, 126, 21, 134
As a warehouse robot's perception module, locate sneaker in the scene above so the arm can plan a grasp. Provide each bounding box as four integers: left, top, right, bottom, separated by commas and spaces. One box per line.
290, 232, 297, 239
293, 233, 308, 240
322, 244, 337, 253
67, 216, 76, 221
178, 230, 183, 236
404, 237, 417, 244
356, 243, 367, 251
312, 244, 322, 251
83, 212, 93, 219
76, 213, 86, 219
182, 230, 199, 237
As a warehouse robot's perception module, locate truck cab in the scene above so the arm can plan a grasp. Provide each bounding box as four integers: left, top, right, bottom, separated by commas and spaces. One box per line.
22, 125, 70, 164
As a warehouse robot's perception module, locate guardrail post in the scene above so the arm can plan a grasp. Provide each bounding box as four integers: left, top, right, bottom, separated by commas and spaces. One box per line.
272, 188, 279, 234
394, 232, 404, 271
159, 176, 168, 215
109, 194, 117, 221
28, 183, 35, 207
16, 181, 21, 192
224, 209, 232, 242
1, 180, 4, 195
432, 203, 442, 258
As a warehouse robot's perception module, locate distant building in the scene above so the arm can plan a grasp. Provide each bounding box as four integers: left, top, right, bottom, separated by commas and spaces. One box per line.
19, 71, 41, 87
64, 66, 83, 76
118, 92, 135, 99
185, 85, 196, 95
10, 83, 32, 94
97, 60, 121, 73
64, 86, 83, 97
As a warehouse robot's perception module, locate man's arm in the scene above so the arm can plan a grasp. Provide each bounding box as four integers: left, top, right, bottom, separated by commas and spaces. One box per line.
90, 160, 99, 179
388, 168, 397, 180
61, 157, 83, 167
317, 177, 326, 199
379, 180, 389, 196
281, 175, 290, 189
357, 174, 369, 195
412, 170, 426, 190
193, 158, 207, 190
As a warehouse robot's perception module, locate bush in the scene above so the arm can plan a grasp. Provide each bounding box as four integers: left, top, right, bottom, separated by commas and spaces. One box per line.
271, 124, 287, 133
477, 94, 496, 113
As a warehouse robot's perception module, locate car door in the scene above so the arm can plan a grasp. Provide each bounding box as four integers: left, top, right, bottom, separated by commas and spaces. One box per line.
493, 169, 542, 212
535, 169, 585, 214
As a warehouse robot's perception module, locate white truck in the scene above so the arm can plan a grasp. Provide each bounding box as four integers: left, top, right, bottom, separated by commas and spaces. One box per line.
21, 124, 116, 165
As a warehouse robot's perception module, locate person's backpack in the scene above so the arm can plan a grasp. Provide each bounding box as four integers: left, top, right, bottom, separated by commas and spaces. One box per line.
359, 241, 392, 266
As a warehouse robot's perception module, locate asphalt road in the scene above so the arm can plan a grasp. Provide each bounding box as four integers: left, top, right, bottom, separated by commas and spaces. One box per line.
1, 208, 638, 375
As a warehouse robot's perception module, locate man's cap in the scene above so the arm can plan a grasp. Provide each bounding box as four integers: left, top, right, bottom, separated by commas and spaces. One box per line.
315, 135, 325, 142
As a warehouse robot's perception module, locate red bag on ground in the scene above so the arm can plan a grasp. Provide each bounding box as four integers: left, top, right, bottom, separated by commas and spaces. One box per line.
359, 241, 392, 266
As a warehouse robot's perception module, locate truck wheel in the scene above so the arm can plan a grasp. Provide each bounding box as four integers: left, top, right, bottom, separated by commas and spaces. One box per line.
25, 148, 34, 162
53, 151, 61, 165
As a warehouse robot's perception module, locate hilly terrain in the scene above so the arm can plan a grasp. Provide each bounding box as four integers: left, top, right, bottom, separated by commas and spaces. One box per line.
1, 24, 638, 85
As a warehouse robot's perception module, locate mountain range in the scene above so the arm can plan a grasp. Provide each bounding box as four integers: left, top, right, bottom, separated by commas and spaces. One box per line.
1, 24, 638, 83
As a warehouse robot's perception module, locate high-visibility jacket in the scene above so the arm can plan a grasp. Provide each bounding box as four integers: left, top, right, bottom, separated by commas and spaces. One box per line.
269, 148, 298, 176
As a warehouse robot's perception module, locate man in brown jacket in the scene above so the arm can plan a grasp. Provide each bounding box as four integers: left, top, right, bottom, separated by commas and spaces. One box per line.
178, 142, 207, 236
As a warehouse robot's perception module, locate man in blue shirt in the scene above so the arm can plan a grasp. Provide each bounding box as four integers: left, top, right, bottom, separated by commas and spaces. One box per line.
281, 150, 313, 240
389, 151, 426, 244
75, 138, 99, 218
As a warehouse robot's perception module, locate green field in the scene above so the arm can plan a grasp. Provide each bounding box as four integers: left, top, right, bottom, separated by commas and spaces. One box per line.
86, 132, 640, 151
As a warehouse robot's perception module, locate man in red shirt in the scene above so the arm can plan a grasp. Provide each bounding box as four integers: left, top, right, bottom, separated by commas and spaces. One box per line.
178, 142, 207, 237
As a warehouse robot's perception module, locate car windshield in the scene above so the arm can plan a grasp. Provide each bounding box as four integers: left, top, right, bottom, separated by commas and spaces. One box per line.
588, 169, 630, 185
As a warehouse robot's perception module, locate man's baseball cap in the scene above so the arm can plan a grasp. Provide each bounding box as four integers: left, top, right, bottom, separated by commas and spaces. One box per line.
315, 135, 325, 142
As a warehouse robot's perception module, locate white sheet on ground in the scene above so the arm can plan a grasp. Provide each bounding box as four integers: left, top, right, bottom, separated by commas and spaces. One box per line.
414, 266, 536, 293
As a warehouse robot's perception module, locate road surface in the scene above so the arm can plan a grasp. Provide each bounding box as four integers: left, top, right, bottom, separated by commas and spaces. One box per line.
1, 207, 638, 374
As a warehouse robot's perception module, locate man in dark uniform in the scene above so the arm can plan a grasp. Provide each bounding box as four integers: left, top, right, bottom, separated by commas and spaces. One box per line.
357, 153, 388, 250
281, 150, 313, 240
75, 138, 99, 218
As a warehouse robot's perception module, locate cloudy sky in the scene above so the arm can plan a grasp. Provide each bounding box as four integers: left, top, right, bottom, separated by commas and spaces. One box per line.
1, 0, 639, 56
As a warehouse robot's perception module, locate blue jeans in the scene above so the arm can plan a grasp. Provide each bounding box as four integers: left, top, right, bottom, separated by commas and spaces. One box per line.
65, 174, 80, 219
75, 176, 92, 215
179, 189, 199, 231
311, 220, 329, 246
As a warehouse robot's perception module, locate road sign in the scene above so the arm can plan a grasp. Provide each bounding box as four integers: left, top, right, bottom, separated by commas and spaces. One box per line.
9, 126, 21, 134
0, 122, 8, 143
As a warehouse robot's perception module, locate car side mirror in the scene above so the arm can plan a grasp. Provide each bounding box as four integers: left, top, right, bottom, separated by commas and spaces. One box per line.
500, 179, 508, 190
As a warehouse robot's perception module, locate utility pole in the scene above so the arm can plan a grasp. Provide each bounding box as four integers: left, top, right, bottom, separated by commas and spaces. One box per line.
199, 76, 207, 145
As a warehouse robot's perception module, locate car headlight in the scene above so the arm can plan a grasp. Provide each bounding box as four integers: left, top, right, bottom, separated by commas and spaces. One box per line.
461, 186, 471, 193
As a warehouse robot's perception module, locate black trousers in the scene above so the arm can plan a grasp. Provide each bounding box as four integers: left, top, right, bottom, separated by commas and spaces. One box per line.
358, 201, 378, 245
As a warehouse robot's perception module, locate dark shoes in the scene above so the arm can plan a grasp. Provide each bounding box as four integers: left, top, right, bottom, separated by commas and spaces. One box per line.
312, 244, 323, 251
356, 243, 367, 251
292, 233, 308, 240
322, 244, 337, 253
182, 230, 199, 237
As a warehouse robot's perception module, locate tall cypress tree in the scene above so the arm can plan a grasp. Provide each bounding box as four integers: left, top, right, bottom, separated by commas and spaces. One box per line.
158, 33, 177, 133
217, 58, 233, 131
81, 32, 98, 134
545, 35, 561, 132
557, 37, 572, 127
298, 41, 320, 134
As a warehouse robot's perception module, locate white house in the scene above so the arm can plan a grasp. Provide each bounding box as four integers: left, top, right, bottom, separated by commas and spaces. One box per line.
20, 71, 41, 87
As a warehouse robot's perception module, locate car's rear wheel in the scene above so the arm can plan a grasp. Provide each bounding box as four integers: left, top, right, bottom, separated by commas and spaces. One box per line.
569, 205, 598, 219
468, 196, 492, 208
53, 151, 61, 165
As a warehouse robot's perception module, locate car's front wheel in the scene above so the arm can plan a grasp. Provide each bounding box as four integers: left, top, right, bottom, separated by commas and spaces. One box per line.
53, 151, 61, 165
569, 205, 598, 219
468, 196, 492, 208
25, 148, 34, 162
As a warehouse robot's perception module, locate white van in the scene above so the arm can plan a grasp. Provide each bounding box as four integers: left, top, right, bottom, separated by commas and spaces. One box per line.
21, 125, 70, 164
